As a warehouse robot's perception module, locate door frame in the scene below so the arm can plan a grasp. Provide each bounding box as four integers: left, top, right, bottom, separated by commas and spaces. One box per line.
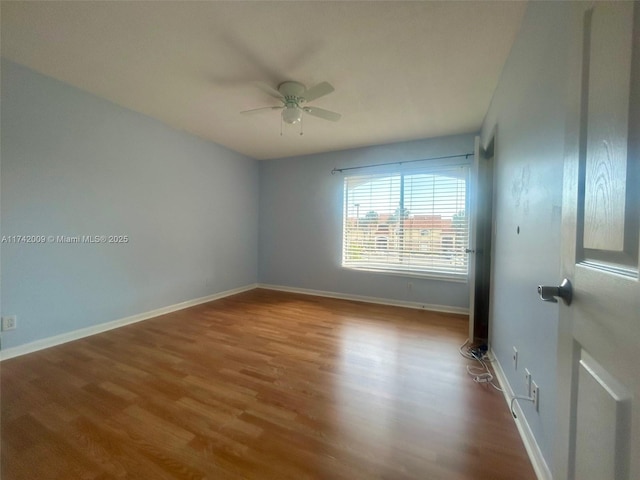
469, 133, 496, 344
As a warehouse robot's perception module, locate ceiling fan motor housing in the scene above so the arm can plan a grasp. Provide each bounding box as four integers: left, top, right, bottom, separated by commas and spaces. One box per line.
278, 81, 306, 100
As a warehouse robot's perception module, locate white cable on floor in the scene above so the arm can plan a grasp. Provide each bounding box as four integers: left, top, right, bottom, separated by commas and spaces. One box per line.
460, 340, 537, 418
459, 339, 503, 392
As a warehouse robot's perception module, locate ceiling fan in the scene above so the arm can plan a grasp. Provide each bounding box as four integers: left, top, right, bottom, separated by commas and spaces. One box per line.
241, 81, 341, 133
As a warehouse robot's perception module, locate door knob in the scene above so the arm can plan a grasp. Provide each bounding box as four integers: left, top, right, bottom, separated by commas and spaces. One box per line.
538, 278, 572, 305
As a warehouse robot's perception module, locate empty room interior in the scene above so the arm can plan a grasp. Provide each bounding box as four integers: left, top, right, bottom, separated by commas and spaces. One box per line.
1, 1, 639, 479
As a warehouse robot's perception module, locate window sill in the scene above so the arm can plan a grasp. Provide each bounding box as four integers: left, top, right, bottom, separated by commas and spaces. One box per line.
341, 265, 468, 283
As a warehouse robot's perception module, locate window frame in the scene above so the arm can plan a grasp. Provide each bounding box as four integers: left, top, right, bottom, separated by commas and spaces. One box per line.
340, 163, 470, 282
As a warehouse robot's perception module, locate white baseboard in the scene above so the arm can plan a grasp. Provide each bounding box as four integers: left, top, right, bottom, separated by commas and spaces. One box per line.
257, 283, 469, 315
0, 283, 258, 361
1, 282, 465, 361
491, 350, 552, 480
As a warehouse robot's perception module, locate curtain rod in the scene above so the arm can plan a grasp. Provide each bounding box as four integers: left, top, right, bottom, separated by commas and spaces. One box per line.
331, 152, 473, 175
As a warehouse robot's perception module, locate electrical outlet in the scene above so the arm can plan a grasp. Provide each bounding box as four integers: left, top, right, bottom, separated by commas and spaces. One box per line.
524, 368, 532, 396
532, 381, 540, 412
512, 347, 518, 370
1, 315, 17, 331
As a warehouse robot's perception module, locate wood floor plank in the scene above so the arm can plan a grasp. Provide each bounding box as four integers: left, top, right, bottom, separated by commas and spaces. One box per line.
1, 289, 537, 479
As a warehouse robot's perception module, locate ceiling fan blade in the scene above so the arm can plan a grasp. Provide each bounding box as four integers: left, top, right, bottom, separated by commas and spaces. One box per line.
240, 106, 283, 115
254, 82, 284, 99
303, 106, 341, 122
302, 82, 335, 102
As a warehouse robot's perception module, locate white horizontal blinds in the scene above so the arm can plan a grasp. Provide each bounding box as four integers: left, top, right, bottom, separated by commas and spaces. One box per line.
343, 165, 469, 277
343, 174, 401, 268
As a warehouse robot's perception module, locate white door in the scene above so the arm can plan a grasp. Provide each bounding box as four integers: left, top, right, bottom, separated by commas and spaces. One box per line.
555, 2, 640, 479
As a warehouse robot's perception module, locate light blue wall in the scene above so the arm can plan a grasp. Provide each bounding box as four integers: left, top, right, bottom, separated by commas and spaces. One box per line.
1, 60, 259, 349
1, 59, 472, 352
258, 133, 475, 310
480, 2, 570, 470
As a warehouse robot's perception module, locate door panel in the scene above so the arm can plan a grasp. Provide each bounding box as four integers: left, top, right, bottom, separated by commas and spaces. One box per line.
574, 349, 632, 480
583, 3, 633, 252
558, 2, 640, 479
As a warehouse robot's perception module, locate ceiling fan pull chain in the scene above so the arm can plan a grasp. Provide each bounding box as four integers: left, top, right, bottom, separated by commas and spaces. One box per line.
300, 114, 304, 136
280, 115, 283, 136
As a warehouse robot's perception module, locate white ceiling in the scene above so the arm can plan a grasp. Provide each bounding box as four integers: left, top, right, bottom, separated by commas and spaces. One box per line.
1, 1, 526, 160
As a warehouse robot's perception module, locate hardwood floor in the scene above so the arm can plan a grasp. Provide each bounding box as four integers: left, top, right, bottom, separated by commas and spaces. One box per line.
1, 289, 536, 479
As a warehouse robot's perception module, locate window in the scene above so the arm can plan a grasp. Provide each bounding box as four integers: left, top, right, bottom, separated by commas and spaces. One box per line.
342, 165, 469, 279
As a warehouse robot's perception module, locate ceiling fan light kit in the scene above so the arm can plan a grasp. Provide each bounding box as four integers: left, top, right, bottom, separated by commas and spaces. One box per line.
241, 80, 341, 136
282, 106, 303, 125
